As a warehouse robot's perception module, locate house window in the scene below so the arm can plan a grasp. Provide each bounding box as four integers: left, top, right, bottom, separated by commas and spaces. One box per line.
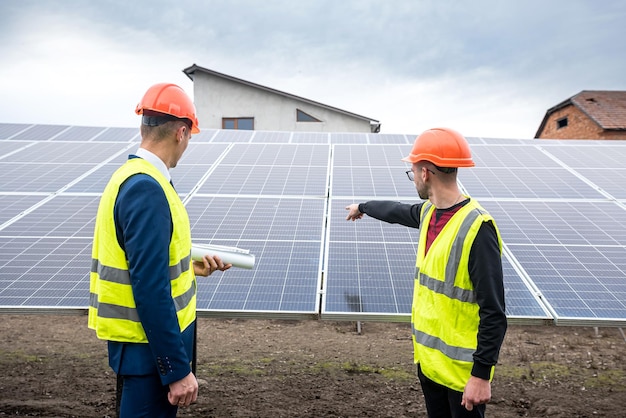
223, 117, 254, 130
296, 109, 321, 122
556, 117, 568, 129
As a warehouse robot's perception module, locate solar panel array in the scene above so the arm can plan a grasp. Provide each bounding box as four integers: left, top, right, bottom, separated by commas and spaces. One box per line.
0, 122, 625, 326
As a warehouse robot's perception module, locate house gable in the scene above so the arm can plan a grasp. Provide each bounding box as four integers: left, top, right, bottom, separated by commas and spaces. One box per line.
536, 90, 626, 140
183, 64, 379, 133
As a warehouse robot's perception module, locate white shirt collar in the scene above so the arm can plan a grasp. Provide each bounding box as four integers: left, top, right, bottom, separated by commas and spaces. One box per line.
134, 148, 171, 182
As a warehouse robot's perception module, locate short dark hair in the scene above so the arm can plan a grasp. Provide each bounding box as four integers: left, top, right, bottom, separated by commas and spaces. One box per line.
433, 165, 457, 174
142, 110, 192, 131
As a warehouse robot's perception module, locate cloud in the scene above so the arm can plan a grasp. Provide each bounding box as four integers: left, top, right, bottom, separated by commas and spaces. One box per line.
0, 5, 194, 127
0, 0, 625, 138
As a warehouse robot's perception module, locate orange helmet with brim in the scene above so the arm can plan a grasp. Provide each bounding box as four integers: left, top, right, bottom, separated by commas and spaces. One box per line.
135, 83, 200, 134
401, 127, 474, 168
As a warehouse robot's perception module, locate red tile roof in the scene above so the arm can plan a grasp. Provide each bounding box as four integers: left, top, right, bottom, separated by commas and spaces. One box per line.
571, 91, 626, 130
535, 90, 626, 137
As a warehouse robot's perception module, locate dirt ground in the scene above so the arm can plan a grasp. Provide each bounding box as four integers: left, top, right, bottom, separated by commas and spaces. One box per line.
0, 314, 624, 418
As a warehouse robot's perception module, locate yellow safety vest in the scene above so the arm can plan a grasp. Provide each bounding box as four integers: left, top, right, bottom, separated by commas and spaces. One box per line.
88, 158, 196, 342
412, 198, 502, 392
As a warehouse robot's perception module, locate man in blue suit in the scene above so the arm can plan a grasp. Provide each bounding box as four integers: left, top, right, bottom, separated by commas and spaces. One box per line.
89, 83, 231, 417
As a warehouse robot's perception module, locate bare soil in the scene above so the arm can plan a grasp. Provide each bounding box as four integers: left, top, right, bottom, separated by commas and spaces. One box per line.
0, 314, 625, 417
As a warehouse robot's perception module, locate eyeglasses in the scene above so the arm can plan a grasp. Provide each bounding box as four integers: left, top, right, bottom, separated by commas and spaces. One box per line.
405, 167, 436, 182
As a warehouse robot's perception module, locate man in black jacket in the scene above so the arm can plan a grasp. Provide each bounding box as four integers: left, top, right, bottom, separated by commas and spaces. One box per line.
345, 128, 507, 418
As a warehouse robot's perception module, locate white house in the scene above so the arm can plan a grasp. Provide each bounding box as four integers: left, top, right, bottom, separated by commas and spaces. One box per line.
183, 64, 380, 133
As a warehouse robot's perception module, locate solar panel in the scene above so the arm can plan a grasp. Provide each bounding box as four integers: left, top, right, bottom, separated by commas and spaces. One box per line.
0, 195, 99, 238
541, 143, 626, 168
90, 127, 139, 142
501, 253, 552, 320
0, 195, 48, 225
8, 142, 128, 164
367, 133, 410, 144
212, 130, 254, 143
480, 201, 626, 246
0, 162, 96, 192
0, 237, 91, 308
186, 196, 325, 317
219, 143, 329, 166
0, 141, 34, 159
10, 124, 70, 141
0, 123, 33, 139
507, 244, 626, 325
331, 145, 416, 198
251, 131, 291, 143
458, 167, 607, 199
471, 144, 561, 168
323, 198, 417, 321
52, 126, 108, 141
0, 123, 625, 327
329, 133, 368, 144
291, 132, 329, 144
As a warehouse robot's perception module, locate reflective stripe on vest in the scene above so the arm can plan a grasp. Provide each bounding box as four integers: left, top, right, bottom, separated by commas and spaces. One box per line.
90, 279, 196, 323
412, 329, 475, 362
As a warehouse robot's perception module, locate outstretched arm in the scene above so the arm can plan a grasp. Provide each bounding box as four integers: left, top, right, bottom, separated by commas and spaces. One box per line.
345, 201, 422, 228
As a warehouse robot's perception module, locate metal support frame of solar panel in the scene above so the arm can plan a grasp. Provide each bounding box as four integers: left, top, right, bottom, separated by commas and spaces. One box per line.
183, 142, 331, 319
462, 142, 626, 327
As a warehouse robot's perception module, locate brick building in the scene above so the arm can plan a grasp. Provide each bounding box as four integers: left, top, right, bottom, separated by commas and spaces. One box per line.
535, 90, 626, 140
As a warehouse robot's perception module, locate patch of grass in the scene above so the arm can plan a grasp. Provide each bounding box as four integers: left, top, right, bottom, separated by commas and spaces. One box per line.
198, 359, 414, 382
584, 370, 626, 390
0, 350, 43, 363
499, 361, 625, 390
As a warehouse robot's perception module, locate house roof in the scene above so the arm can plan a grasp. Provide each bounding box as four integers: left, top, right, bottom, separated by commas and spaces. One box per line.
535, 90, 626, 137
183, 64, 379, 124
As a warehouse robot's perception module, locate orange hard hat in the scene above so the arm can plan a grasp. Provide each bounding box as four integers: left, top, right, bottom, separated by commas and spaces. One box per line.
401, 127, 474, 167
135, 83, 200, 134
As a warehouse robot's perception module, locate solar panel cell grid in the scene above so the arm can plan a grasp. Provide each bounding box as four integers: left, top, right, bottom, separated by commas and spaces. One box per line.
470, 145, 560, 168
0, 195, 99, 238
0, 195, 48, 225
0, 237, 91, 307
507, 244, 626, 321
459, 167, 607, 199
0, 142, 33, 158
0, 163, 95, 192
542, 144, 626, 169
197, 164, 328, 196
52, 126, 108, 141
291, 132, 329, 144
0, 123, 33, 140
10, 125, 70, 141
480, 201, 626, 246
251, 131, 291, 143
90, 127, 139, 142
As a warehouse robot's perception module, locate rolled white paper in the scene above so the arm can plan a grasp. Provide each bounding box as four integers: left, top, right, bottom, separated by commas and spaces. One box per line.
191, 243, 255, 269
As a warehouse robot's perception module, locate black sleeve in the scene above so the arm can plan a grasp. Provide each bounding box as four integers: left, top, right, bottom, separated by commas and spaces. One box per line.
358, 200, 423, 229
469, 221, 508, 380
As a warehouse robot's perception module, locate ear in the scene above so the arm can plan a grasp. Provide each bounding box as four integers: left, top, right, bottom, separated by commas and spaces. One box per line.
421, 165, 433, 181
176, 125, 187, 142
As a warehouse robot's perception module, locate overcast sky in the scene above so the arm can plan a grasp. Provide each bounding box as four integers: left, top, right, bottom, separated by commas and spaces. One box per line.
1, 0, 625, 139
